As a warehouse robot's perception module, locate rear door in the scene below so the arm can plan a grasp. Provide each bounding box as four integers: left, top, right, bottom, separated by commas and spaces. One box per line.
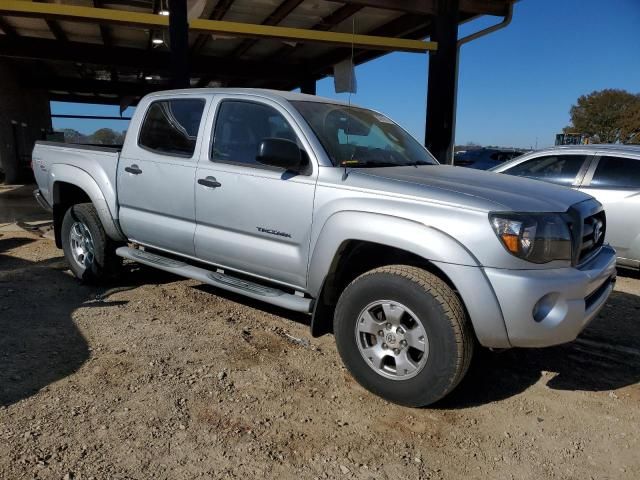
578, 154, 640, 263
193, 96, 318, 289
117, 95, 209, 256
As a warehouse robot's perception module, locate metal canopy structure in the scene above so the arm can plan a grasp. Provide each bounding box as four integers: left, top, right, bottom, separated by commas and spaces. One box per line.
0, 0, 512, 102
0, 0, 516, 168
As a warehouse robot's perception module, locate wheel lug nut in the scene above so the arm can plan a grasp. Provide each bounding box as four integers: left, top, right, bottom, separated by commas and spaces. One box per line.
378, 330, 384, 337
393, 348, 400, 355
400, 340, 407, 347
385, 323, 392, 329
382, 343, 387, 349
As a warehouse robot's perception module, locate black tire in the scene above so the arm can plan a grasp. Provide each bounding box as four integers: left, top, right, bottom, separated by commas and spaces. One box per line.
334, 265, 474, 407
61, 203, 122, 283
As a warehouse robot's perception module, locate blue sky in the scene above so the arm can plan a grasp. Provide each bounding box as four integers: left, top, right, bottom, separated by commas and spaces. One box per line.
52, 0, 640, 149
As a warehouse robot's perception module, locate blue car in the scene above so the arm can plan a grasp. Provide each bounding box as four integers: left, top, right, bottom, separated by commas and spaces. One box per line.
454, 148, 526, 170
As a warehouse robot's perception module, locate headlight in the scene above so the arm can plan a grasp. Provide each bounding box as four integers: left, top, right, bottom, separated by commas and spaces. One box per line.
489, 213, 572, 263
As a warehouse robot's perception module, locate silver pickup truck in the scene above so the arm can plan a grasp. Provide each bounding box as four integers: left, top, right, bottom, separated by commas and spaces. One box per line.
32, 88, 616, 407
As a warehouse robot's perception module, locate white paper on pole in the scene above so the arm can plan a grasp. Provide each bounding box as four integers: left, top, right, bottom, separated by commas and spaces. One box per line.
333, 59, 357, 94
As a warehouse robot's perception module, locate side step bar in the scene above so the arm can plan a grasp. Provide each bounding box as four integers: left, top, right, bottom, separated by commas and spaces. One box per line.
115, 247, 312, 313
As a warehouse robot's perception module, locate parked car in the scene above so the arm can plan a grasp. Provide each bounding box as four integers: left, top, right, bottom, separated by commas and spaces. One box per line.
32, 89, 616, 407
492, 145, 640, 269
454, 147, 526, 170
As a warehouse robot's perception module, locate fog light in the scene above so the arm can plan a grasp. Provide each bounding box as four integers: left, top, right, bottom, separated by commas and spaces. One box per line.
532, 293, 560, 323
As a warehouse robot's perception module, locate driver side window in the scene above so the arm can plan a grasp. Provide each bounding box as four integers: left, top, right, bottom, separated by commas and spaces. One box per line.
211, 100, 300, 166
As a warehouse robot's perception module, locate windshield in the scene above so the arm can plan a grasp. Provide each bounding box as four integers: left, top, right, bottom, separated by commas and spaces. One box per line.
291, 101, 438, 168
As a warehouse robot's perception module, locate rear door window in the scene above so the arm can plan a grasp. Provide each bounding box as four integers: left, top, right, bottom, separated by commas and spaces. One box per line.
138, 98, 206, 157
590, 156, 640, 189
503, 154, 587, 186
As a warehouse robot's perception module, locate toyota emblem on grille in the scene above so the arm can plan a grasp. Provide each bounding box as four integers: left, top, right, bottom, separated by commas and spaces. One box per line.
593, 220, 603, 244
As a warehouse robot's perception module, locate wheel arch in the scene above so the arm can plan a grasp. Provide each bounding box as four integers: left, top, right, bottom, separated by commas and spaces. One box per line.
308, 212, 510, 348
50, 165, 125, 246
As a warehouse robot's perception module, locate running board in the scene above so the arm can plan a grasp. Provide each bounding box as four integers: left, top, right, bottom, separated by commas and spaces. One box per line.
115, 247, 312, 313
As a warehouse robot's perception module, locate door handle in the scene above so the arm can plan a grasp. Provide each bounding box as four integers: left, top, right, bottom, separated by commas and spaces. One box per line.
125, 164, 142, 175
198, 176, 222, 188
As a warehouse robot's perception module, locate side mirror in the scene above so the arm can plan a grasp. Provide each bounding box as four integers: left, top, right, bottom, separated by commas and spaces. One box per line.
256, 138, 302, 171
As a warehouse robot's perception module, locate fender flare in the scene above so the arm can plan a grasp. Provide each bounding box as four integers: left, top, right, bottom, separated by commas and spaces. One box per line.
307, 211, 510, 348
49, 164, 126, 242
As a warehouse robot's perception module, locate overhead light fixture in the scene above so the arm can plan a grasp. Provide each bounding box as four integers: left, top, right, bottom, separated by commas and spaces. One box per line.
145, 75, 153, 81
151, 31, 164, 45
158, 0, 169, 16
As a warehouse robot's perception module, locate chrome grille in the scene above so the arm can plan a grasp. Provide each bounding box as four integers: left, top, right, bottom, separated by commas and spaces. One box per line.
578, 211, 606, 265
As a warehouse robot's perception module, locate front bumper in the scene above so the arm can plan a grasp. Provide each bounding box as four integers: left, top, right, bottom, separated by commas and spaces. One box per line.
33, 189, 52, 212
484, 245, 616, 347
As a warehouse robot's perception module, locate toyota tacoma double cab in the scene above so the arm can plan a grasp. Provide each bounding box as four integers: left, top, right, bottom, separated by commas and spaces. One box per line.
32, 89, 616, 407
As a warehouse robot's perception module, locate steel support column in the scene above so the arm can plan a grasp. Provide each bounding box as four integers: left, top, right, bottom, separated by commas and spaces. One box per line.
300, 78, 316, 95
425, 0, 459, 164
169, 0, 189, 88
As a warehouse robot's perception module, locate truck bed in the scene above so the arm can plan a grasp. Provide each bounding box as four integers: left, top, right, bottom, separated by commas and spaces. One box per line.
32, 140, 121, 219
35, 140, 122, 153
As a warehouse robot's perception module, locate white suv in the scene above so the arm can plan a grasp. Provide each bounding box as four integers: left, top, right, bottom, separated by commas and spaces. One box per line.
493, 144, 640, 269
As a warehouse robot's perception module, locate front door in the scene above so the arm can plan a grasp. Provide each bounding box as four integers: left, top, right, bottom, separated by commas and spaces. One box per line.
117, 96, 208, 256
194, 98, 317, 289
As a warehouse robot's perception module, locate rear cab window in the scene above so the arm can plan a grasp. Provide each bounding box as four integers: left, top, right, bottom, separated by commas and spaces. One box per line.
138, 98, 206, 157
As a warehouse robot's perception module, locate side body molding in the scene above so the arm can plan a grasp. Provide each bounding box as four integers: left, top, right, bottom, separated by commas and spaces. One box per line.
307, 211, 511, 348
49, 164, 126, 242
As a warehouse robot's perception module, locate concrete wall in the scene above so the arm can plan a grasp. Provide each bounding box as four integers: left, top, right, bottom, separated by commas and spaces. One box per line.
0, 59, 51, 183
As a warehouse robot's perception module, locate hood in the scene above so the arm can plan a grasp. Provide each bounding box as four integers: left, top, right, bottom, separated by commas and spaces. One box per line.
346, 165, 593, 212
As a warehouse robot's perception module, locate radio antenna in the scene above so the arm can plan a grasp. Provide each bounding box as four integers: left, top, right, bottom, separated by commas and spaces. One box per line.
343, 16, 356, 180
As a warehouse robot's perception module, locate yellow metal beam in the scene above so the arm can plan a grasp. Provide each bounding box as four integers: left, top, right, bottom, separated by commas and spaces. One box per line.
0, 1, 437, 53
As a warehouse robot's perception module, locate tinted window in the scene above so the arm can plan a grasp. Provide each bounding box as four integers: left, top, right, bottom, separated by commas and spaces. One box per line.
590, 156, 640, 189
211, 101, 300, 166
504, 154, 586, 186
138, 99, 205, 157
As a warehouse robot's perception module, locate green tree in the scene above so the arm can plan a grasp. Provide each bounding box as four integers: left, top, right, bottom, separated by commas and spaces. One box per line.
89, 128, 118, 145
620, 102, 640, 144
565, 89, 640, 144
61, 128, 86, 143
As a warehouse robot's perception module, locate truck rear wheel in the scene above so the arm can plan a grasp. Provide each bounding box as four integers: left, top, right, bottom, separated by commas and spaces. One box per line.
61, 203, 122, 283
333, 265, 473, 407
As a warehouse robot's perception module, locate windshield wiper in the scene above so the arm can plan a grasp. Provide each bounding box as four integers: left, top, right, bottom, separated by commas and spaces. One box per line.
339, 159, 433, 168
339, 159, 399, 168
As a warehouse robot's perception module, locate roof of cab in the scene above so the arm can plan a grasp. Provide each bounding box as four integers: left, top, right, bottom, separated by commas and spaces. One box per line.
535, 144, 640, 157
144, 88, 350, 106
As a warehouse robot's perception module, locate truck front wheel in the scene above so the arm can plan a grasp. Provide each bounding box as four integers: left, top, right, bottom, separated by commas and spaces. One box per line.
61, 203, 122, 283
334, 265, 473, 407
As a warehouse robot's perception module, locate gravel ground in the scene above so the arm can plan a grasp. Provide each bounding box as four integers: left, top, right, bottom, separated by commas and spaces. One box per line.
1, 188, 639, 479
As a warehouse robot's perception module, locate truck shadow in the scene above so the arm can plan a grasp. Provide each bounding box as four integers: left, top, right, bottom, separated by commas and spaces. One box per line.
0, 237, 176, 407
193, 277, 640, 409
0, 184, 50, 224
440, 288, 640, 409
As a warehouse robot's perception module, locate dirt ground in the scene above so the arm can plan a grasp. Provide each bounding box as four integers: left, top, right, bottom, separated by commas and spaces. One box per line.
1, 185, 639, 480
